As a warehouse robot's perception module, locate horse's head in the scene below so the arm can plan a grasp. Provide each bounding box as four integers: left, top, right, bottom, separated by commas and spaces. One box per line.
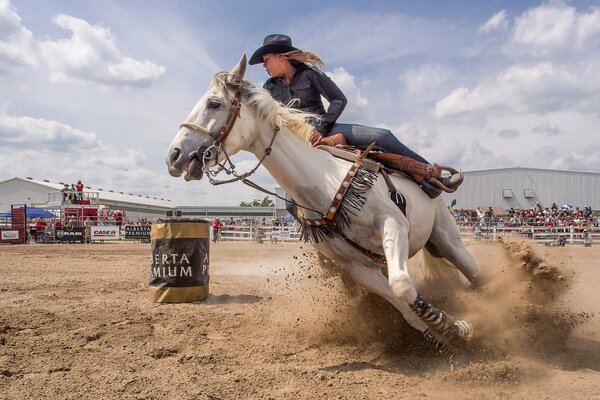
166, 54, 251, 181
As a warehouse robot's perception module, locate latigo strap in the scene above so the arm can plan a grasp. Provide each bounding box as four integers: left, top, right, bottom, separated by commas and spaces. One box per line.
369, 153, 441, 182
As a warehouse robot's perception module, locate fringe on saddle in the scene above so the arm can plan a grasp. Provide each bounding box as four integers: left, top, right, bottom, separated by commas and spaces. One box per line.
315, 133, 459, 193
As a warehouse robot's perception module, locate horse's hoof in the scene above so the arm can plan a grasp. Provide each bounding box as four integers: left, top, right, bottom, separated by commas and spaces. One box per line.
454, 320, 473, 342
466, 276, 483, 291
449, 351, 471, 371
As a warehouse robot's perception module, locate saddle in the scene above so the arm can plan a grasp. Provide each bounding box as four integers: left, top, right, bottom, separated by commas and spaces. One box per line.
315, 133, 461, 198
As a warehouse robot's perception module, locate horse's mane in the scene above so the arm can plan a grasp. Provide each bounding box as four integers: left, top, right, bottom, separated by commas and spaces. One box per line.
212, 72, 317, 142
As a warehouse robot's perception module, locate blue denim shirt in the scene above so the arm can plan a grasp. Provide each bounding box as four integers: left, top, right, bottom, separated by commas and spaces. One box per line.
263, 64, 347, 135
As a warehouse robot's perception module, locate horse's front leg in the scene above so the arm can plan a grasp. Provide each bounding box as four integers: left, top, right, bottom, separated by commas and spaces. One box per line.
382, 217, 473, 366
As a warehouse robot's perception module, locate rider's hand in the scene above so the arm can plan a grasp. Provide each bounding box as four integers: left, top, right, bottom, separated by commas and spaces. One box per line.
309, 130, 323, 146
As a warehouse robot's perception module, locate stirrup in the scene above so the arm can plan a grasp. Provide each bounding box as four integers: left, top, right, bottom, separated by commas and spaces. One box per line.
428, 165, 463, 193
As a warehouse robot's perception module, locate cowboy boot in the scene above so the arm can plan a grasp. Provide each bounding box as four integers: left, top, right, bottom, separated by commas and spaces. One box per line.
437, 171, 464, 192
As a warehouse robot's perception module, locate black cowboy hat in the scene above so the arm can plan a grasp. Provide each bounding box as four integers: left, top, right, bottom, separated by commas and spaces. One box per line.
249, 34, 300, 65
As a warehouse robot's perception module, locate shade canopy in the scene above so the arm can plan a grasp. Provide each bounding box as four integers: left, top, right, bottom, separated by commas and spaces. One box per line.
0, 207, 56, 218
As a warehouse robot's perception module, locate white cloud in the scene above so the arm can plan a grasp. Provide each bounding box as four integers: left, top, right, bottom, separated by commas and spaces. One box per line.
532, 122, 562, 136
434, 62, 600, 119
326, 66, 368, 121
392, 122, 439, 150
479, 10, 509, 34
460, 139, 514, 169
510, 4, 600, 55
0, 0, 37, 73
551, 145, 600, 171
0, 113, 98, 149
402, 64, 452, 97
496, 128, 521, 139
39, 14, 165, 88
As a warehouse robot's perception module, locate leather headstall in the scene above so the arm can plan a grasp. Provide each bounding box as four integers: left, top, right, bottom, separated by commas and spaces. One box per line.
215, 90, 242, 145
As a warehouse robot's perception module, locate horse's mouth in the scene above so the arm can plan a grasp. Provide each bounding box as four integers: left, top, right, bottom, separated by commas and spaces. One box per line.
183, 157, 204, 181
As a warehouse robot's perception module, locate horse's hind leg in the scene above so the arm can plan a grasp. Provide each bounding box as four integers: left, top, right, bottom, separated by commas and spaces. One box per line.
345, 263, 427, 332
428, 201, 480, 283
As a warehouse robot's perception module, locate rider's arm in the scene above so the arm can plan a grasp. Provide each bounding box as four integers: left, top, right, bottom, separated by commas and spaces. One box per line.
308, 70, 347, 135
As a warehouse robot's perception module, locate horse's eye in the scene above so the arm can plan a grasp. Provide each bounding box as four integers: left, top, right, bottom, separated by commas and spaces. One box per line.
208, 99, 221, 109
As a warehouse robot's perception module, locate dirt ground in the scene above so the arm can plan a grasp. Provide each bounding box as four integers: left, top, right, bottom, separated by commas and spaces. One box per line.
1, 238, 599, 400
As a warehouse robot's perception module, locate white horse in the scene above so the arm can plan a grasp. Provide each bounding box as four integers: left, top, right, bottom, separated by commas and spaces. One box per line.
166, 55, 480, 367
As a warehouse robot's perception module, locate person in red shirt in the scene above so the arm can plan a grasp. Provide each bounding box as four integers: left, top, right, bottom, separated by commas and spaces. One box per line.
35, 217, 48, 242
75, 180, 84, 202
114, 210, 124, 226
212, 218, 222, 243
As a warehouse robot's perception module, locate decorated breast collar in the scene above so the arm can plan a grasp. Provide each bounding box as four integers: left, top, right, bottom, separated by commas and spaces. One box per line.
289, 145, 383, 259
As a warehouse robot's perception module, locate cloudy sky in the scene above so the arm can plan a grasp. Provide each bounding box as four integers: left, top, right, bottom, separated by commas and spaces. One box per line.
1, 0, 599, 206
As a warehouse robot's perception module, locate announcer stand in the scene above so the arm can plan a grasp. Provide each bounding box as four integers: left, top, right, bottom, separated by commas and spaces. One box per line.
47, 189, 102, 244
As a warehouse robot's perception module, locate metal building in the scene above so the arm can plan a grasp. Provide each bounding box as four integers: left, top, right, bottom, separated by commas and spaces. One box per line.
441, 167, 600, 210
0, 177, 174, 219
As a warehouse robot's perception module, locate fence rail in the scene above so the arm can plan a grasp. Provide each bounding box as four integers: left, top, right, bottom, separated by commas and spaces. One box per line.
6, 222, 597, 247
219, 225, 301, 242
460, 225, 598, 246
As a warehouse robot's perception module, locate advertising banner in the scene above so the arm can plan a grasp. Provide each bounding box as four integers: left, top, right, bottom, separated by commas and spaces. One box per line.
55, 227, 84, 243
1, 230, 20, 240
125, 225, 151, 240
91, 225, 120, 241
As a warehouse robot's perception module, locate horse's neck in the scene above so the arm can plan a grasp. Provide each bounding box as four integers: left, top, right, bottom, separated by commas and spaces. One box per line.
246, 126, 344, 212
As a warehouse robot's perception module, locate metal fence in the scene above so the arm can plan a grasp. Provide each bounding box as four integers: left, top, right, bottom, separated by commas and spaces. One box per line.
218, 225, 301, 242
459, 225, 598, 246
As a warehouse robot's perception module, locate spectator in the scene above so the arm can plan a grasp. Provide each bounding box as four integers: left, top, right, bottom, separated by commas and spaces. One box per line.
35, 217, 47, 242
114, 210, 124, 226
61, 184, 69, 203
212, 218, 222, 243
476, 207, 485, 224
76, 180, 84, 202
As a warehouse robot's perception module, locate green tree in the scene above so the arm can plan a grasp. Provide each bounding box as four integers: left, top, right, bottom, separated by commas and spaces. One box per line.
239, 196, 274, 207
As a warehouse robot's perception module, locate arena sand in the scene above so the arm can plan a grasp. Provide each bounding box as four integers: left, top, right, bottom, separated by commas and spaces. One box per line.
0, 238, 599, 399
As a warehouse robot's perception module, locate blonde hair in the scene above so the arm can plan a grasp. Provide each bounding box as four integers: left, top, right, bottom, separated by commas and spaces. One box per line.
280, 50, 324, 71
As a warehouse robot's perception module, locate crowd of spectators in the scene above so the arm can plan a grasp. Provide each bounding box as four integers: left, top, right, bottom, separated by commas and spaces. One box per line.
451, 202, 597, 230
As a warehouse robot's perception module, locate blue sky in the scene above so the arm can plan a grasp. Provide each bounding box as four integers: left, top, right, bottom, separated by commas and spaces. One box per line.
1, 0, 599, 206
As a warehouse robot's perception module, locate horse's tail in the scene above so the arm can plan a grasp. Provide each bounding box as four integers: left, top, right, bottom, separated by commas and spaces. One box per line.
415, 248, 464, 294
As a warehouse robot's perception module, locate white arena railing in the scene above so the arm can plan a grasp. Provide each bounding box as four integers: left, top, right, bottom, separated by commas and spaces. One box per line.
218, 225, 301, 242
458, 225, 598, 246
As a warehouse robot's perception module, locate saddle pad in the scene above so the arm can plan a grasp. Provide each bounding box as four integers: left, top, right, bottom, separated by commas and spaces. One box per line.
316, 145, 381, 173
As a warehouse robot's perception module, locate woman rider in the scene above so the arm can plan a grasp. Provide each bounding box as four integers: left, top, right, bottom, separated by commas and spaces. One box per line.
249, 34, 463, 198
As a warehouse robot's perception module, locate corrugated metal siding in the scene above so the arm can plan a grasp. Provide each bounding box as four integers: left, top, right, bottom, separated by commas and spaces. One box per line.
442, 168, 600, 210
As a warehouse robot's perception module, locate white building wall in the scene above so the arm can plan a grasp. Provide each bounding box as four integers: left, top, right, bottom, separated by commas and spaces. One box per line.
441, 168, 600, 210
0, 177, 174, 219
0, 179, 59, 212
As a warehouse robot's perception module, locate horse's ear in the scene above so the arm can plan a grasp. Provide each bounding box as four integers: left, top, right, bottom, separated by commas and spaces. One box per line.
226, 53, 247, 88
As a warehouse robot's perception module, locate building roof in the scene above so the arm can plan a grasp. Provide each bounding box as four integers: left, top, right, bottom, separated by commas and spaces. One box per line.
462, 166, 600, 176
0, 177, 173, 209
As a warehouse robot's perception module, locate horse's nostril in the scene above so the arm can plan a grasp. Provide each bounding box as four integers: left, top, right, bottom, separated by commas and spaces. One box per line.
170, 148, 181, 164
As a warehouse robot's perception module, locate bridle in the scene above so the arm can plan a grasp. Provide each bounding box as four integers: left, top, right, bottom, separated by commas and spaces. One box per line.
179, 89, 279, 185
177, 81, 387, 264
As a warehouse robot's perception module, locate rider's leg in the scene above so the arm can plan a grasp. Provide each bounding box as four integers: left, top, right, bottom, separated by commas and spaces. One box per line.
331, 123, 463, 192
331, 123, 429, 163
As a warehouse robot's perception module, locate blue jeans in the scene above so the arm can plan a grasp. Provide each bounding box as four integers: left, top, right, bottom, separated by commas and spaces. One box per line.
330, 123, 429, 164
